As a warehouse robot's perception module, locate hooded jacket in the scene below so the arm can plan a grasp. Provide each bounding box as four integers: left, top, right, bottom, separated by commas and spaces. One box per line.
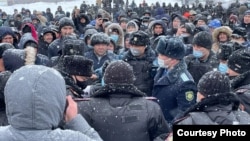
0, 65, 103, 141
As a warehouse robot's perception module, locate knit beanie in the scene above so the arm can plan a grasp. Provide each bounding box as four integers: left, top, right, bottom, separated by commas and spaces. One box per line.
198, 71, 231, 96
104, 60, 135, 84
59, 17, 74, 32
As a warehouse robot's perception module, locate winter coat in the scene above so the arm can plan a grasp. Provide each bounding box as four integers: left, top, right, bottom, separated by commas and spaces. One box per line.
18, 33, 52, 67
152, 60, 197, 124
149, 20, 167, 50
185, 51, 219, 85
122, 47, 157, 96
75, 13, 90, 35
77, 83, 169, 141
0, 65, 103, 141
174, 93, 250, 125
0, 71, 11, 126
231, 71, 250, 115
48, 38, 64, 58
84, 51, 118, 71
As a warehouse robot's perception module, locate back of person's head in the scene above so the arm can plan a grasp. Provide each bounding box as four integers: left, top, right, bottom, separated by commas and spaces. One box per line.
198, 71, 231, 97
4, 65, 66, 129
227, 48, 250, 74
104, 60, 135, 84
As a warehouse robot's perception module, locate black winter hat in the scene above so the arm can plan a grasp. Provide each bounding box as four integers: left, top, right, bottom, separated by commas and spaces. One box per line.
104, 60, 135, 84
198, 71, 231, 97
156, 36, 185, 60
63, 55, 93, 77
90, 33, 110, 46
232, 27, 247, 40
0, 43, 15, 58
192, 31, 212, 50
227, 48, 250, 74
59, 17, 74, 32
217, 42, 234, 61
129, 30, 149, 46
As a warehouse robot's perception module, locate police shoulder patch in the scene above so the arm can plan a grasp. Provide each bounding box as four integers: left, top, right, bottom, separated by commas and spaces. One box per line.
185, 91, 194, 101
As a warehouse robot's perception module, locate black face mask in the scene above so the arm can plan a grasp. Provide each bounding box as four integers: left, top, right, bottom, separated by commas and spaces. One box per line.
76, 80, 88, 90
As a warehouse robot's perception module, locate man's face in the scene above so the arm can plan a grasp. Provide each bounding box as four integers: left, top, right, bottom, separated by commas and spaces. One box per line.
120, 22, 127, 30
153, 25, 163, 35
172, 18, 181, 28
218, 32, 228, 42
197, 20, 206, 26
193, 44, 209, 59
1, 35, 14, 44
96, 18, 103, 26
244, 15, 250, 24
60, 26, 74, 36
94, 44, 108, 56
43, 32, 54, 43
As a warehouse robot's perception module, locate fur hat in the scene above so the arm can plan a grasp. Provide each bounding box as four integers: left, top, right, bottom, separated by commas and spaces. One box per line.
104, 60, 135, 84
212, 26, 232, 42
90, 33, 110, 46
156, 36, 185, 60
228, 48, 250, 74
129, 30, 149, 46
198, 71, 231, 96
59, 17, 74, 32
63, 55, 93, 77
217, 42, 234, 61
193, 31, 212, 50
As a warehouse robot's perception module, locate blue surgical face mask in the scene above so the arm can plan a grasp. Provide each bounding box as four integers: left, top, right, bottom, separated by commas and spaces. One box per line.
107, 50, 114, 54
110, 34, 119, 43
218, 63, 228, 73
157, 58, 166, 68
193, 50, 203, 58
130, 48, 141, 56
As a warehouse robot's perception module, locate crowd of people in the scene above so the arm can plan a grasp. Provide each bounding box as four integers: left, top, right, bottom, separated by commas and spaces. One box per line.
0, 0, 250, 140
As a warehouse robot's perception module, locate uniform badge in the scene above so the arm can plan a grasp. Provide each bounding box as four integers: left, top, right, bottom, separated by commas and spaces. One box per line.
134, 37, 137, 41
185, 91, 194, 101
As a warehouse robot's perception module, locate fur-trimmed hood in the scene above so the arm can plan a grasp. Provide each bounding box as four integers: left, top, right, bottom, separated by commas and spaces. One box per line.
212, 26, 232, 42
126, 20, 139, 32
105, 23, 124, 47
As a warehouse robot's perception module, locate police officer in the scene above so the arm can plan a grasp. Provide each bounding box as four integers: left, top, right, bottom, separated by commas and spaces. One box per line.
122, 30, 157, 96
152, 36, 197, 126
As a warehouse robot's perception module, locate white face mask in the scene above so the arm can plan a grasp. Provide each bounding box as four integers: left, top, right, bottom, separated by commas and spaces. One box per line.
158, 58, 166, 68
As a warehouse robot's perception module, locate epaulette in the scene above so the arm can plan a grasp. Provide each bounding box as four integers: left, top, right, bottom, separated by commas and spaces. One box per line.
180, 73, 190, 82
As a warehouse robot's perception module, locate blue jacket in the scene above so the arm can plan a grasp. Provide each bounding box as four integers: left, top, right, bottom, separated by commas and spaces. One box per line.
152, 60, 197, 124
